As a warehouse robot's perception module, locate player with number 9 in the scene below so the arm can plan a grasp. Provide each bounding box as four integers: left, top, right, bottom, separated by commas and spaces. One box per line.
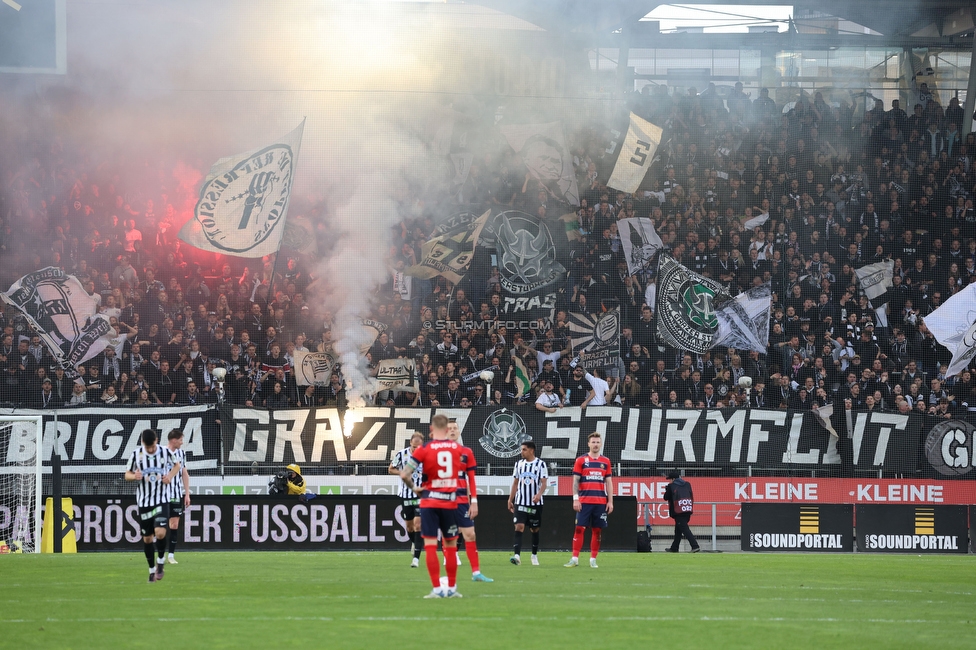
400, 413, 465, 598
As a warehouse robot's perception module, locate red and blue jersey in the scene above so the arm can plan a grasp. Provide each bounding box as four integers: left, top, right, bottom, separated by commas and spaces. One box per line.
407, 439, 462, 510
573, 454, 612, 505
455, 445, 477, 505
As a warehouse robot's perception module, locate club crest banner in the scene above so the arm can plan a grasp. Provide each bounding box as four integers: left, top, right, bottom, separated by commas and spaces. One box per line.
179, 120, 304, 258
656, 254, 729, 354
294, 350, 337, 386
567, 308, 620, 370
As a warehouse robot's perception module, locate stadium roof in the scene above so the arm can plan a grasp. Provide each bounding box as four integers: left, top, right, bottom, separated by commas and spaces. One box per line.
474, 0, 975, 39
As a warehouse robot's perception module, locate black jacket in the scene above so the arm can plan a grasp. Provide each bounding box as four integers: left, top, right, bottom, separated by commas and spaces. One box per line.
664, 478, 694, 518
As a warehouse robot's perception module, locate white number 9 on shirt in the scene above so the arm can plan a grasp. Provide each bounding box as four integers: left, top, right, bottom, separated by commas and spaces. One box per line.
436, 451, 453, 479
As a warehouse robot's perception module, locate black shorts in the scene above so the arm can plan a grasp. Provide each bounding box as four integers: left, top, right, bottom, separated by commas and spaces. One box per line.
402, 498, 419, 521
513, 504, 543, 529
169, 500, 184, 519
455, 503, 474, 529
138, 503, 170, 537
420, 507, 458, 540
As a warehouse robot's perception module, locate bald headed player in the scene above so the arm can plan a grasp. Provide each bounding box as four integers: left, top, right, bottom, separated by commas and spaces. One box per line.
401, 413, 464, 598
447, 420, 492, 583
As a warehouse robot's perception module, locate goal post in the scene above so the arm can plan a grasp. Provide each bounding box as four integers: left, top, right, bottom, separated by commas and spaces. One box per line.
0, 415, 44, 553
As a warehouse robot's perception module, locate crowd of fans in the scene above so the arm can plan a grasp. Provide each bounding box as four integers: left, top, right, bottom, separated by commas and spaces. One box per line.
1, 81, 975, 416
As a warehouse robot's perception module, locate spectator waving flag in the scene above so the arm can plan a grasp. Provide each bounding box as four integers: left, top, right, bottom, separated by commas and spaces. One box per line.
1, 267, 115, 370
617, 217, 663, 275
656, 254, 729, 354
406, 210, 489, 285
713, 283, 772, 354
854, 260, 894, 327
607, 113, 664, 193
375, 358, 419, 393
294, 350, 336, 386
923, 283, 976, 377
179, 120, 305, 258
512, 356, 531, 398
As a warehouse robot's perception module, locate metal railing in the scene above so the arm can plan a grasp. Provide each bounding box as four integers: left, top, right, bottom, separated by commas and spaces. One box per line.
640, 501, 743, 552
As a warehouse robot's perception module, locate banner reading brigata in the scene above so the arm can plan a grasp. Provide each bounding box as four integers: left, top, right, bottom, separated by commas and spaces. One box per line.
0, 406, 219, 473
217, 405, 936, 473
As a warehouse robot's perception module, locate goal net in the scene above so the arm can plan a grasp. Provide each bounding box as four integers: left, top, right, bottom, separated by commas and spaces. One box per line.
0, 416, 43, 553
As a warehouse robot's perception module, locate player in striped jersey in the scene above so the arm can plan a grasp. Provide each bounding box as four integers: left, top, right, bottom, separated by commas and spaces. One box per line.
446, 420, 492, 582
165, 429, 191, 565
565, 432, 613, 569
508, 441, 548, 566
389, 431, 424, 567
124, 429, 181, 582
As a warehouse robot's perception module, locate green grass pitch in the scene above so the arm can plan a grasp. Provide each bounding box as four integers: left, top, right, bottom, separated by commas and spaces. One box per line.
3, 551, 975, 649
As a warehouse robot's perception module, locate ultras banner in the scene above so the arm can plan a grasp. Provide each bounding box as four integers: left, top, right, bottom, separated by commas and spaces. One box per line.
0, 406, 220, 473
219, 405, 926, 473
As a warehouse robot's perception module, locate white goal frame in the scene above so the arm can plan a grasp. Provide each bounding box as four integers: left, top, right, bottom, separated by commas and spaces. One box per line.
1, 415, 44, 553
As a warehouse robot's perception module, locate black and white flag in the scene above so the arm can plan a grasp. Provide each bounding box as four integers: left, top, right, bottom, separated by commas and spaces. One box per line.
617, 217, 663, 275
293, 350, 337, 386
854, 260, 894, 327
1, 268, 115, 369
607, 113, 663, 193
924, 283, 976, 376
406, 210, 489, 285
180, 121, 304, 258
714, 283, 772, 353
567, 308, 620, 370
656, 254, 729, 354
375, 358, 418, 393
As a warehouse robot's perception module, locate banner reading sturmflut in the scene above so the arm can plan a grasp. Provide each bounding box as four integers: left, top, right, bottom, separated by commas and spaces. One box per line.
607, 113, 664, 193
656, 254, 728, 354
179, 121, 305, 258
1, 267, 115, 368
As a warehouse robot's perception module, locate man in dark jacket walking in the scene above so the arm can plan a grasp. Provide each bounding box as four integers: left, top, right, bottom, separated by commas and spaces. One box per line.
663, 470, 700, 552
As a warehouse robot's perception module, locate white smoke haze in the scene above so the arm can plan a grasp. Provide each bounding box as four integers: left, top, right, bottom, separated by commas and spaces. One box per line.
1, 1, 598, 400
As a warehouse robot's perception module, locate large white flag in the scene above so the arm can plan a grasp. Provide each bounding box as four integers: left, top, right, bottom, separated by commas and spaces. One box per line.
854, 260, 893, 301
924, 283, 976, 376
618, 217, 663, 275
179, 121, 305, 258
294, 350, 337, 386
375, 358, 418, 393
607, 113, 664, 193
713, 283, 772, 353
1, 268, 115, 369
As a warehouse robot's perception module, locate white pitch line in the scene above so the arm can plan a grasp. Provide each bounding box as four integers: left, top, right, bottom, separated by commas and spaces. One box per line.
3, 0, 22, 11
0, 615, 962, 625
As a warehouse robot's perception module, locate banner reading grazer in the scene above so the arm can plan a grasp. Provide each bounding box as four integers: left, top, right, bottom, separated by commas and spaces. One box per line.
218, 405, 926, 473
0, 406, 219, 473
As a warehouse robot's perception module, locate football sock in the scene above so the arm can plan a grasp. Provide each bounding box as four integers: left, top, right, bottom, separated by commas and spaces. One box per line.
168, 529, 177, 554
513, 530, 524, 555
572, 526, 586, 558
143, 542, 155, 568
155, 535, 167, 561
465, 540, 479, 573
413, 532, 423, 560
531, 531, 540, 555
444, 545, 459, 588
424, 545, 440, 588
590, 528, 602, 558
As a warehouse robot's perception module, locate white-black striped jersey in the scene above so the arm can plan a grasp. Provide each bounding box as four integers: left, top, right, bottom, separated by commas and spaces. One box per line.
512, 457, 548, 506
127, 445, 177, 508
167, 447, 188, 500
391, 446, 423, 499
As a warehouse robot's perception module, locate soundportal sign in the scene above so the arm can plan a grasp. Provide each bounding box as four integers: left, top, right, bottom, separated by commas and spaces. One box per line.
740, 503, 854, 552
